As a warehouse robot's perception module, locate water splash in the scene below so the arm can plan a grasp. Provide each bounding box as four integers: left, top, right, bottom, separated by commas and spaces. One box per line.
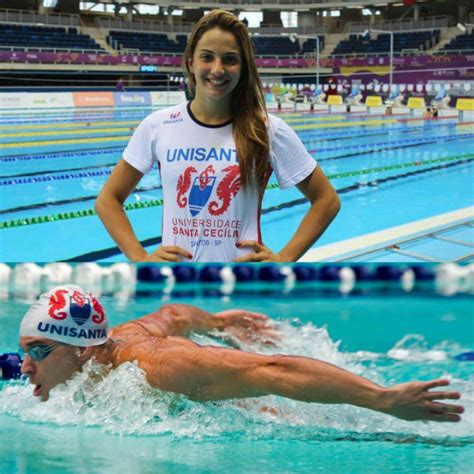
0, 322, 472, 442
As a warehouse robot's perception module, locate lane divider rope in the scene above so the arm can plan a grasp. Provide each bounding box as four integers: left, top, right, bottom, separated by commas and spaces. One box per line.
1, 154, 472, 229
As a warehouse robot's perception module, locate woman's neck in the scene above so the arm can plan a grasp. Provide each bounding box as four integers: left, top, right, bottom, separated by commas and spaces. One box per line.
190, 96, 233, 125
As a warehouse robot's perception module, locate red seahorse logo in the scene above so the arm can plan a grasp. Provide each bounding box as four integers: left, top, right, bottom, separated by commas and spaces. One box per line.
91, 297, 105, 324
199, 165, 215, 190
208, 165, 241, 216
48, 289, 69, 320
176, 166, 197, 207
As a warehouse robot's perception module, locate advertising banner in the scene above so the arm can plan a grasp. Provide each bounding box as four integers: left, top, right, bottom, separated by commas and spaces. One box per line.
26, 92, 74, 108
113, 91, 151, 107
0, 92, 28, 109
0, 50, 472, 70
73, 92, 114, 107
0, 92, 74, 109
150, 91, 186, 106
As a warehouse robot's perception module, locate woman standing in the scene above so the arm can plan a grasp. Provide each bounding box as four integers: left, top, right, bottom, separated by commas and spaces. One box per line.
96, 10, 340, 262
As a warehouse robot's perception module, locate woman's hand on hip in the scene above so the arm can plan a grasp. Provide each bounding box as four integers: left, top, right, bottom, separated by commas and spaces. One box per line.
139, 246, 192, 262
233, 241, 286, 262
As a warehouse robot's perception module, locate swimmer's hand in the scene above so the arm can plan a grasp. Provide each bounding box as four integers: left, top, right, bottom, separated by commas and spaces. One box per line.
234, 241, 285, 262
139, 246, 192, 262
381, 379, 464, 422
214, 310, 281, 346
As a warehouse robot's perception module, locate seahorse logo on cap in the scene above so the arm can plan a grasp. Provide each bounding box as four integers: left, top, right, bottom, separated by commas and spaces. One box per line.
48, 289, 105, 327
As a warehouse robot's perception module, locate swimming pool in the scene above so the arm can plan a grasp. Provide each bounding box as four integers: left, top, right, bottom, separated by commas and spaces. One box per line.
1, 106, 473, 262
0, 273, 472, 473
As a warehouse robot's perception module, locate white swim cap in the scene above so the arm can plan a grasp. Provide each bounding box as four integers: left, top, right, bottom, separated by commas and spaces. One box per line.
20, 285, 108, 347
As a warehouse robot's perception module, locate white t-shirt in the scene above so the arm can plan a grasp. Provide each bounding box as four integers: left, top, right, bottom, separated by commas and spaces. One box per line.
122, 101, 317, 262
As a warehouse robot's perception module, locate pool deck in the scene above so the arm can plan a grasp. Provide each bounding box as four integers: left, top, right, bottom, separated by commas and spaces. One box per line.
301, 206, 474, 262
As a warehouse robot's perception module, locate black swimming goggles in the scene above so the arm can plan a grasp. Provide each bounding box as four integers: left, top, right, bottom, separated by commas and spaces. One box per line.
19, 343, 63, 362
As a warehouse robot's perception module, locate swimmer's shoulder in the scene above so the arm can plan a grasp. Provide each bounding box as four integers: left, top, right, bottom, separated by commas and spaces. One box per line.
110, 319, 161, 338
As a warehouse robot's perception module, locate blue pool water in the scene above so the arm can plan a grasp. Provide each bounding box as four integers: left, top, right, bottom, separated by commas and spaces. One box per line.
1, 107, 473, 261
0, 285, 473, 473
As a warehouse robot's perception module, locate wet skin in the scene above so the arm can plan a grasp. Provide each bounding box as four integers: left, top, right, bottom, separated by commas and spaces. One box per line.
19, 305, 465, 423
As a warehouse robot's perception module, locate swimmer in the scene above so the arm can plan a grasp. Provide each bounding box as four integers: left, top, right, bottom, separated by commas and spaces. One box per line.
424, 107, 434, 119
18, 286, 464, 423
95, 10, 340, 263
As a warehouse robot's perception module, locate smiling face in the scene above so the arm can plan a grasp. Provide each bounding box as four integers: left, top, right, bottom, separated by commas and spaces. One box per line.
19, 336, 84, 401
187, 28, 242, 105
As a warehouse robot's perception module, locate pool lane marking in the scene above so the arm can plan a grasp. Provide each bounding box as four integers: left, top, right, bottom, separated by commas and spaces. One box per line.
0, 113, 459, 131
3, 131, 470, 179
0, 135, 130, 149
0, 162, 117, 180
4, 118, 472, 150
0, 146, 125, 162
1, 118, 400, 145
3, 121, 468, 162
311, 133, 474, 158
0, 115, 359, 136
2, 127, 136, 139
0, 183, 159, 215
2, 153, 472, 188
0, 120, 140, 131
5, 125, 470, 154
300, 207, 474, 262
64, 168, 474, 262
0, 114, 349, 132
2, 154, 472, 228
292, 118, 400, 131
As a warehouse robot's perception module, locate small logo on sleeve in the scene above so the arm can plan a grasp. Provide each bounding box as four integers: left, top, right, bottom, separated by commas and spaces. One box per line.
164, 111, 183, 124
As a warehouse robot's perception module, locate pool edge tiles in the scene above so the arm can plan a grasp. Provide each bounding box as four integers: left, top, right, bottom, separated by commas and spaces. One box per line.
300, 206, 474, 262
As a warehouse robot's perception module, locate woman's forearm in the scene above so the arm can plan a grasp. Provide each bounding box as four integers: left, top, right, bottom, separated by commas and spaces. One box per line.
95, 195, 147, 261
279, 190, 341, 261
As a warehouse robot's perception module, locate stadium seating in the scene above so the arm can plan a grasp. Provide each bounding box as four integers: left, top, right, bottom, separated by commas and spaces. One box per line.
251, 36, 301, 56
332, 30, 440, 57
0, 23, 101, 51
437, 31, 474, 54
107, 30, 187, 53
107, 29, 313, 57
300, 37, 325, 54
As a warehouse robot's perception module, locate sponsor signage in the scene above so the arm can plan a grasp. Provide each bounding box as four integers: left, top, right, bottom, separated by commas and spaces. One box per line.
113, 91, 152, 107
150, 91, 186, 106
73, 92, 114, 107
0, 92, 74, 109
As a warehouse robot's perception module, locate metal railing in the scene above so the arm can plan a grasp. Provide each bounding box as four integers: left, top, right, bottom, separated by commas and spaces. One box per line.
101, 0, 401, 7
1, 44, 472, 62
98, 16, 327, 36
0, 45, 105, 55
328, 47, 474, 59
345, 16, 452, 33
249, 25, 327, 36
97, 17, 194, 34
0, 8, 80, 27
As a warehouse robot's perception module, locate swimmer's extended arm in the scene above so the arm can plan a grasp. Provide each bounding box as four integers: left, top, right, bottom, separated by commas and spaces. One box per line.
138, 339, 463, 422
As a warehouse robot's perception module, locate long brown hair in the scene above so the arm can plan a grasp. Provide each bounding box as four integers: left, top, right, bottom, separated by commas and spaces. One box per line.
183, 9, 270, 191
